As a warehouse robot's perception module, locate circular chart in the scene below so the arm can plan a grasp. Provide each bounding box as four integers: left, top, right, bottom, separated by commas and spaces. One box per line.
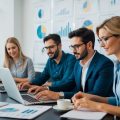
37, 25, 47, 39
82, 20, 93, 30
38, 9, 44, 18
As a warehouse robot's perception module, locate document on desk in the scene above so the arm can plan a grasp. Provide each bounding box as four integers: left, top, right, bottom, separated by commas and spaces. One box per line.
61, 109, 107, 120
0, 103, 51, 119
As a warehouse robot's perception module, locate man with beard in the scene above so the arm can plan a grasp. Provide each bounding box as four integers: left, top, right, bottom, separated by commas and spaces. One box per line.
18, 34, 76, 93
26, 28, 114, 101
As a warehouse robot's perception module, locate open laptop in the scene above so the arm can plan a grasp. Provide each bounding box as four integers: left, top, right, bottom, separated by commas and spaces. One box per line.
0, 68, 56, 105
0, 78, 6, 93
0, 82, 28, 93
0, 74, 28, 93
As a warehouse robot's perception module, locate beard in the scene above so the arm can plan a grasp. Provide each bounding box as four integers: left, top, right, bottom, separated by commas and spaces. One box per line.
48, 48, 59, 60
74, 47, 88, 61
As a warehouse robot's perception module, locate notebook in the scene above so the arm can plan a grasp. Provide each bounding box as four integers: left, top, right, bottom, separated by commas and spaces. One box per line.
0, 68, 56, 105
61, 109, 107, 120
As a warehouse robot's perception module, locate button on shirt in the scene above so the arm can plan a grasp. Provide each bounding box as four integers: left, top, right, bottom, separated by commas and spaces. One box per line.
9, 57, 35, 82
80, 51, 96, 91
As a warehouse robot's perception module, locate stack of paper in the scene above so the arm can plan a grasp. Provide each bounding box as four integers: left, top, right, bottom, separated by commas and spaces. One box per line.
0, 103, 51, 119
0, 102, 8, 107
61, 109, 107, 120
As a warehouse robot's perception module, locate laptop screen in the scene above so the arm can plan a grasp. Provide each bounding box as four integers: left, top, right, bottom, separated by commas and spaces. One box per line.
0, 68, 56, 105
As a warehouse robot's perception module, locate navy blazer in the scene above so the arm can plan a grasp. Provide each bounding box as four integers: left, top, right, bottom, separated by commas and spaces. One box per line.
50, 51, 114, 98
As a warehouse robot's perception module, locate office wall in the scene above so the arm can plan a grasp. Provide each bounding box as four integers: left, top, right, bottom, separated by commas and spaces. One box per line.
0, 0, 120, 71
0, 0, 23, 66
22, 0, 49, 71
22, 0, 120, 71
0, 0, 14, 66
22, 0, 35, 59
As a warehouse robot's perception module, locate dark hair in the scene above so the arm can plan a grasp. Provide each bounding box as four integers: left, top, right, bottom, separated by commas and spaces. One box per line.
43, 34, 61, 45
69, 28, 95, 48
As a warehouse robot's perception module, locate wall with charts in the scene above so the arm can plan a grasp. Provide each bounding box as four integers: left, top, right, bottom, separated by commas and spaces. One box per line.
21, 0, 120, 71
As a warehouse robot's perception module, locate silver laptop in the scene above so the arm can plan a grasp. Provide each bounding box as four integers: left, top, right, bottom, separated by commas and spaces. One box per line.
0, 82, 28, 93
0, 68, 56, 105
0, 79, 6, 93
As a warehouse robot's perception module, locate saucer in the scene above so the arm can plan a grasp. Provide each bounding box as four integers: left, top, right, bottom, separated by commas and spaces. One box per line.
53, 105, 73, 112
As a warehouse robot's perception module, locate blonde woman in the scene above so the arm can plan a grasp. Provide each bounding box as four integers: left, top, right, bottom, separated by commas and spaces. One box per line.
72, 16, 120, 116
4, 37, 35, 83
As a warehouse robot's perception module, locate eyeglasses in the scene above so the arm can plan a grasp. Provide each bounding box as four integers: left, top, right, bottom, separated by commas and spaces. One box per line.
98, 35, 119, 43
42, 45, 57, 53
69, 43, 84, 50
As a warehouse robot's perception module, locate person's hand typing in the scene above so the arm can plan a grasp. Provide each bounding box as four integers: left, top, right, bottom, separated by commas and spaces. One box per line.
17, 82, 31, 90
27, 85, 48, 94
35, 90, 60, 100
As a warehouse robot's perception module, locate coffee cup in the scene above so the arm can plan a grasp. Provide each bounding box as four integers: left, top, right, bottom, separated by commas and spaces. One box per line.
57, 99, 72, 110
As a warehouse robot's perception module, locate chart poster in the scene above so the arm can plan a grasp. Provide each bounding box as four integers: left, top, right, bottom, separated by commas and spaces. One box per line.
99, 0, 120, 13
53, 0, 73, 20
74, 0, 99, 18
53, 19, 73, 39
35, 21, 52, 41
74, 15, 99, 32
74, 15, 100, 53
34, 0, 52, 21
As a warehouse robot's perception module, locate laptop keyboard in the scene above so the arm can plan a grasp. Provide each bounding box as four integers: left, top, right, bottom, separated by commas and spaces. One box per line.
22, 94, 39, 103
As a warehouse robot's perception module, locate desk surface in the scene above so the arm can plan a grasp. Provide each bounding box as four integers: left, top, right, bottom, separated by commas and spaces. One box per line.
0, 93, 114, 120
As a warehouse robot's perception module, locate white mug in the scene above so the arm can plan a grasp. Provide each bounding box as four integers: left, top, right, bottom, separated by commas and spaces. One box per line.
57, 99, 72, 110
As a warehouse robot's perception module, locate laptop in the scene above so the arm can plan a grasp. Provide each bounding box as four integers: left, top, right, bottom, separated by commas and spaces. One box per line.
0, 68, 56, 105
0, 82, 28, 93
0, 79, 6, 93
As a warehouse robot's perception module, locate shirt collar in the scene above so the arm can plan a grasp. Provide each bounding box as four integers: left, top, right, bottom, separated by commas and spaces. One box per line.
52, 51, 65, 64
10, 57, 23, 65
80, 51, 96, 68
114, 60, 120, 71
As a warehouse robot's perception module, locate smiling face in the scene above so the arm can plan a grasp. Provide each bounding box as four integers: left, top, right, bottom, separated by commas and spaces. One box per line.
6, 43, 19, 59
98, 28, 120, 56
44, 39, 61, 59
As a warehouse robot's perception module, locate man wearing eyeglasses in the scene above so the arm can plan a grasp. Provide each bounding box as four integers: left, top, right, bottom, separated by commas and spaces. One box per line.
29, 28, 114, 101
18, 34, 76, 94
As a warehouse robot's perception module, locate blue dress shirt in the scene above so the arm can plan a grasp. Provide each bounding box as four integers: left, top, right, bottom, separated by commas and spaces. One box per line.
108, 60, 120, 106
31, 51, 76, 88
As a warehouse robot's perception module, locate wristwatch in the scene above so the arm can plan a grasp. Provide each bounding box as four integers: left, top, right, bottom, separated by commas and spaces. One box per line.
59, 92, 64, 99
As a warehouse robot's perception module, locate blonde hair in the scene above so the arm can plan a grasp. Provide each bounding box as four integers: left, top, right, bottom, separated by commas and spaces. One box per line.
4, 37, 26, 68
96, 16, 120, 36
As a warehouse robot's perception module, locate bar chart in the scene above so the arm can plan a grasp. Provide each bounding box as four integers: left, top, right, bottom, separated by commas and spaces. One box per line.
57, 22, 72, 37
